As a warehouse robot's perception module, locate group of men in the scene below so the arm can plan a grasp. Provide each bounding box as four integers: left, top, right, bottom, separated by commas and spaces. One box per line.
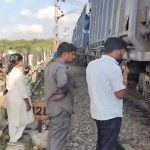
44, 37, 129, 150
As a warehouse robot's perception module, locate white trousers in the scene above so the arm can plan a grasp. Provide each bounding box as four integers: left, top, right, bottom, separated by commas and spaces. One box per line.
9, 124, 26, 143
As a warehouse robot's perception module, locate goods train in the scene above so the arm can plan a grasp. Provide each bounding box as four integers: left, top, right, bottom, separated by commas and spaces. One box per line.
72, 0, 150, 105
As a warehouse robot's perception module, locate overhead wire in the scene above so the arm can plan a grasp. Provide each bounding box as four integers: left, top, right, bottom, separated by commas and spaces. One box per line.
59, 0, 85, 6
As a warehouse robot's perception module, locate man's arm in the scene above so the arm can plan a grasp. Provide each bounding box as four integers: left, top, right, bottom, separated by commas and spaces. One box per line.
115, 89, 127, 99
50, 66, 69, 101
55, 66, 70, 94
115, 66, 129, 99
109, 66, 128, 99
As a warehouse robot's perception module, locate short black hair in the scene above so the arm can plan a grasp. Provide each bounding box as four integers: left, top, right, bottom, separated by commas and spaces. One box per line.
57, 42, 77, 57
103, 37, 127, 54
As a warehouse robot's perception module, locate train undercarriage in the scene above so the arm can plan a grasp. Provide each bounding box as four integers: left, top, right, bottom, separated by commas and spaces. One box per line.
76, 49, 150, 107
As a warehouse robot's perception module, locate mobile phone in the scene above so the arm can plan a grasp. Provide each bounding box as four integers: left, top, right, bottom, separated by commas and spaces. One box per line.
120, 59, 128, 70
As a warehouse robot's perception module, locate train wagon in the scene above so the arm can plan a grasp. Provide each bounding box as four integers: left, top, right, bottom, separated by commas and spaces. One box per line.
72, 0, 150, 105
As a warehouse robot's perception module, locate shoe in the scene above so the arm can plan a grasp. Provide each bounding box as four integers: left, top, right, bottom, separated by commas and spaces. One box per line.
7, 141, 24, 147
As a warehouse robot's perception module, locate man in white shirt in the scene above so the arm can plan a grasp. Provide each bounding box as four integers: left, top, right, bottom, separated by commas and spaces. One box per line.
86, 37, 128, 150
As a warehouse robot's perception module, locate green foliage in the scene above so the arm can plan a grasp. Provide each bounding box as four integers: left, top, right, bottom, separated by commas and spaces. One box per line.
0, 39, 54, 53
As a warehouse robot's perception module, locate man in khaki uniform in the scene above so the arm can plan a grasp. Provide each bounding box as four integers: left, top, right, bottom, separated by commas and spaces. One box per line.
44, 42, 77, 150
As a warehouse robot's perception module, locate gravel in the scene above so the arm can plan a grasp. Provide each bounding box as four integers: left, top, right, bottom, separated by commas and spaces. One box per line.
67, 65, 150, 150
67, 66, 97, 150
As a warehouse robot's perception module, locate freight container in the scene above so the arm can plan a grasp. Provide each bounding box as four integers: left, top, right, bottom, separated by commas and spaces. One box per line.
72, 0, 150, 105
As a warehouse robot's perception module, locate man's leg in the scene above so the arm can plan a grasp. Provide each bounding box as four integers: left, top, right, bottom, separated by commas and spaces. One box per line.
95, 117, 122, 150
95, 119, 101, 150
47, 112, 71, 150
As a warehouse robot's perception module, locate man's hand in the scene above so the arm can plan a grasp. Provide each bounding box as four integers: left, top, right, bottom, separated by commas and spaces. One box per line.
51, 93, 66, 101
123, 66, 129, 85
0, 92, 3, 96
3, 89, 8, 95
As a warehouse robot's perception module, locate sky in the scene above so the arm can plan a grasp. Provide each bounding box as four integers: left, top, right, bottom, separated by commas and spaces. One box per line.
0, 0, 88, 40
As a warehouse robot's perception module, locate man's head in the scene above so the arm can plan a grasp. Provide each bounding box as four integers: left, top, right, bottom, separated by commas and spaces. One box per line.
103, 37, 127, 60
57, 42, 77, 63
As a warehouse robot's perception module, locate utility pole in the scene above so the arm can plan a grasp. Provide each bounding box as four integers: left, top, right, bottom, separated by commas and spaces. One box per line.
54, 0, 59, 50
64, 27, 69, 41
53, 0, 79, 48
54, 0, 65, 50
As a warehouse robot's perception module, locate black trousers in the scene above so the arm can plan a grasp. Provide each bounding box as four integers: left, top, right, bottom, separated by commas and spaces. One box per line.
95, 117, 122, 150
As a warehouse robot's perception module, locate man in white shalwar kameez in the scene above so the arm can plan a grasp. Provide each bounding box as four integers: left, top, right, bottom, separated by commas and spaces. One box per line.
6, 53, 34, 146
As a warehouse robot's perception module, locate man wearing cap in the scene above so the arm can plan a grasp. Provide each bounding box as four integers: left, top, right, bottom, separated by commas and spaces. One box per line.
86, 37, 129, 150
44, 42, 77, 150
